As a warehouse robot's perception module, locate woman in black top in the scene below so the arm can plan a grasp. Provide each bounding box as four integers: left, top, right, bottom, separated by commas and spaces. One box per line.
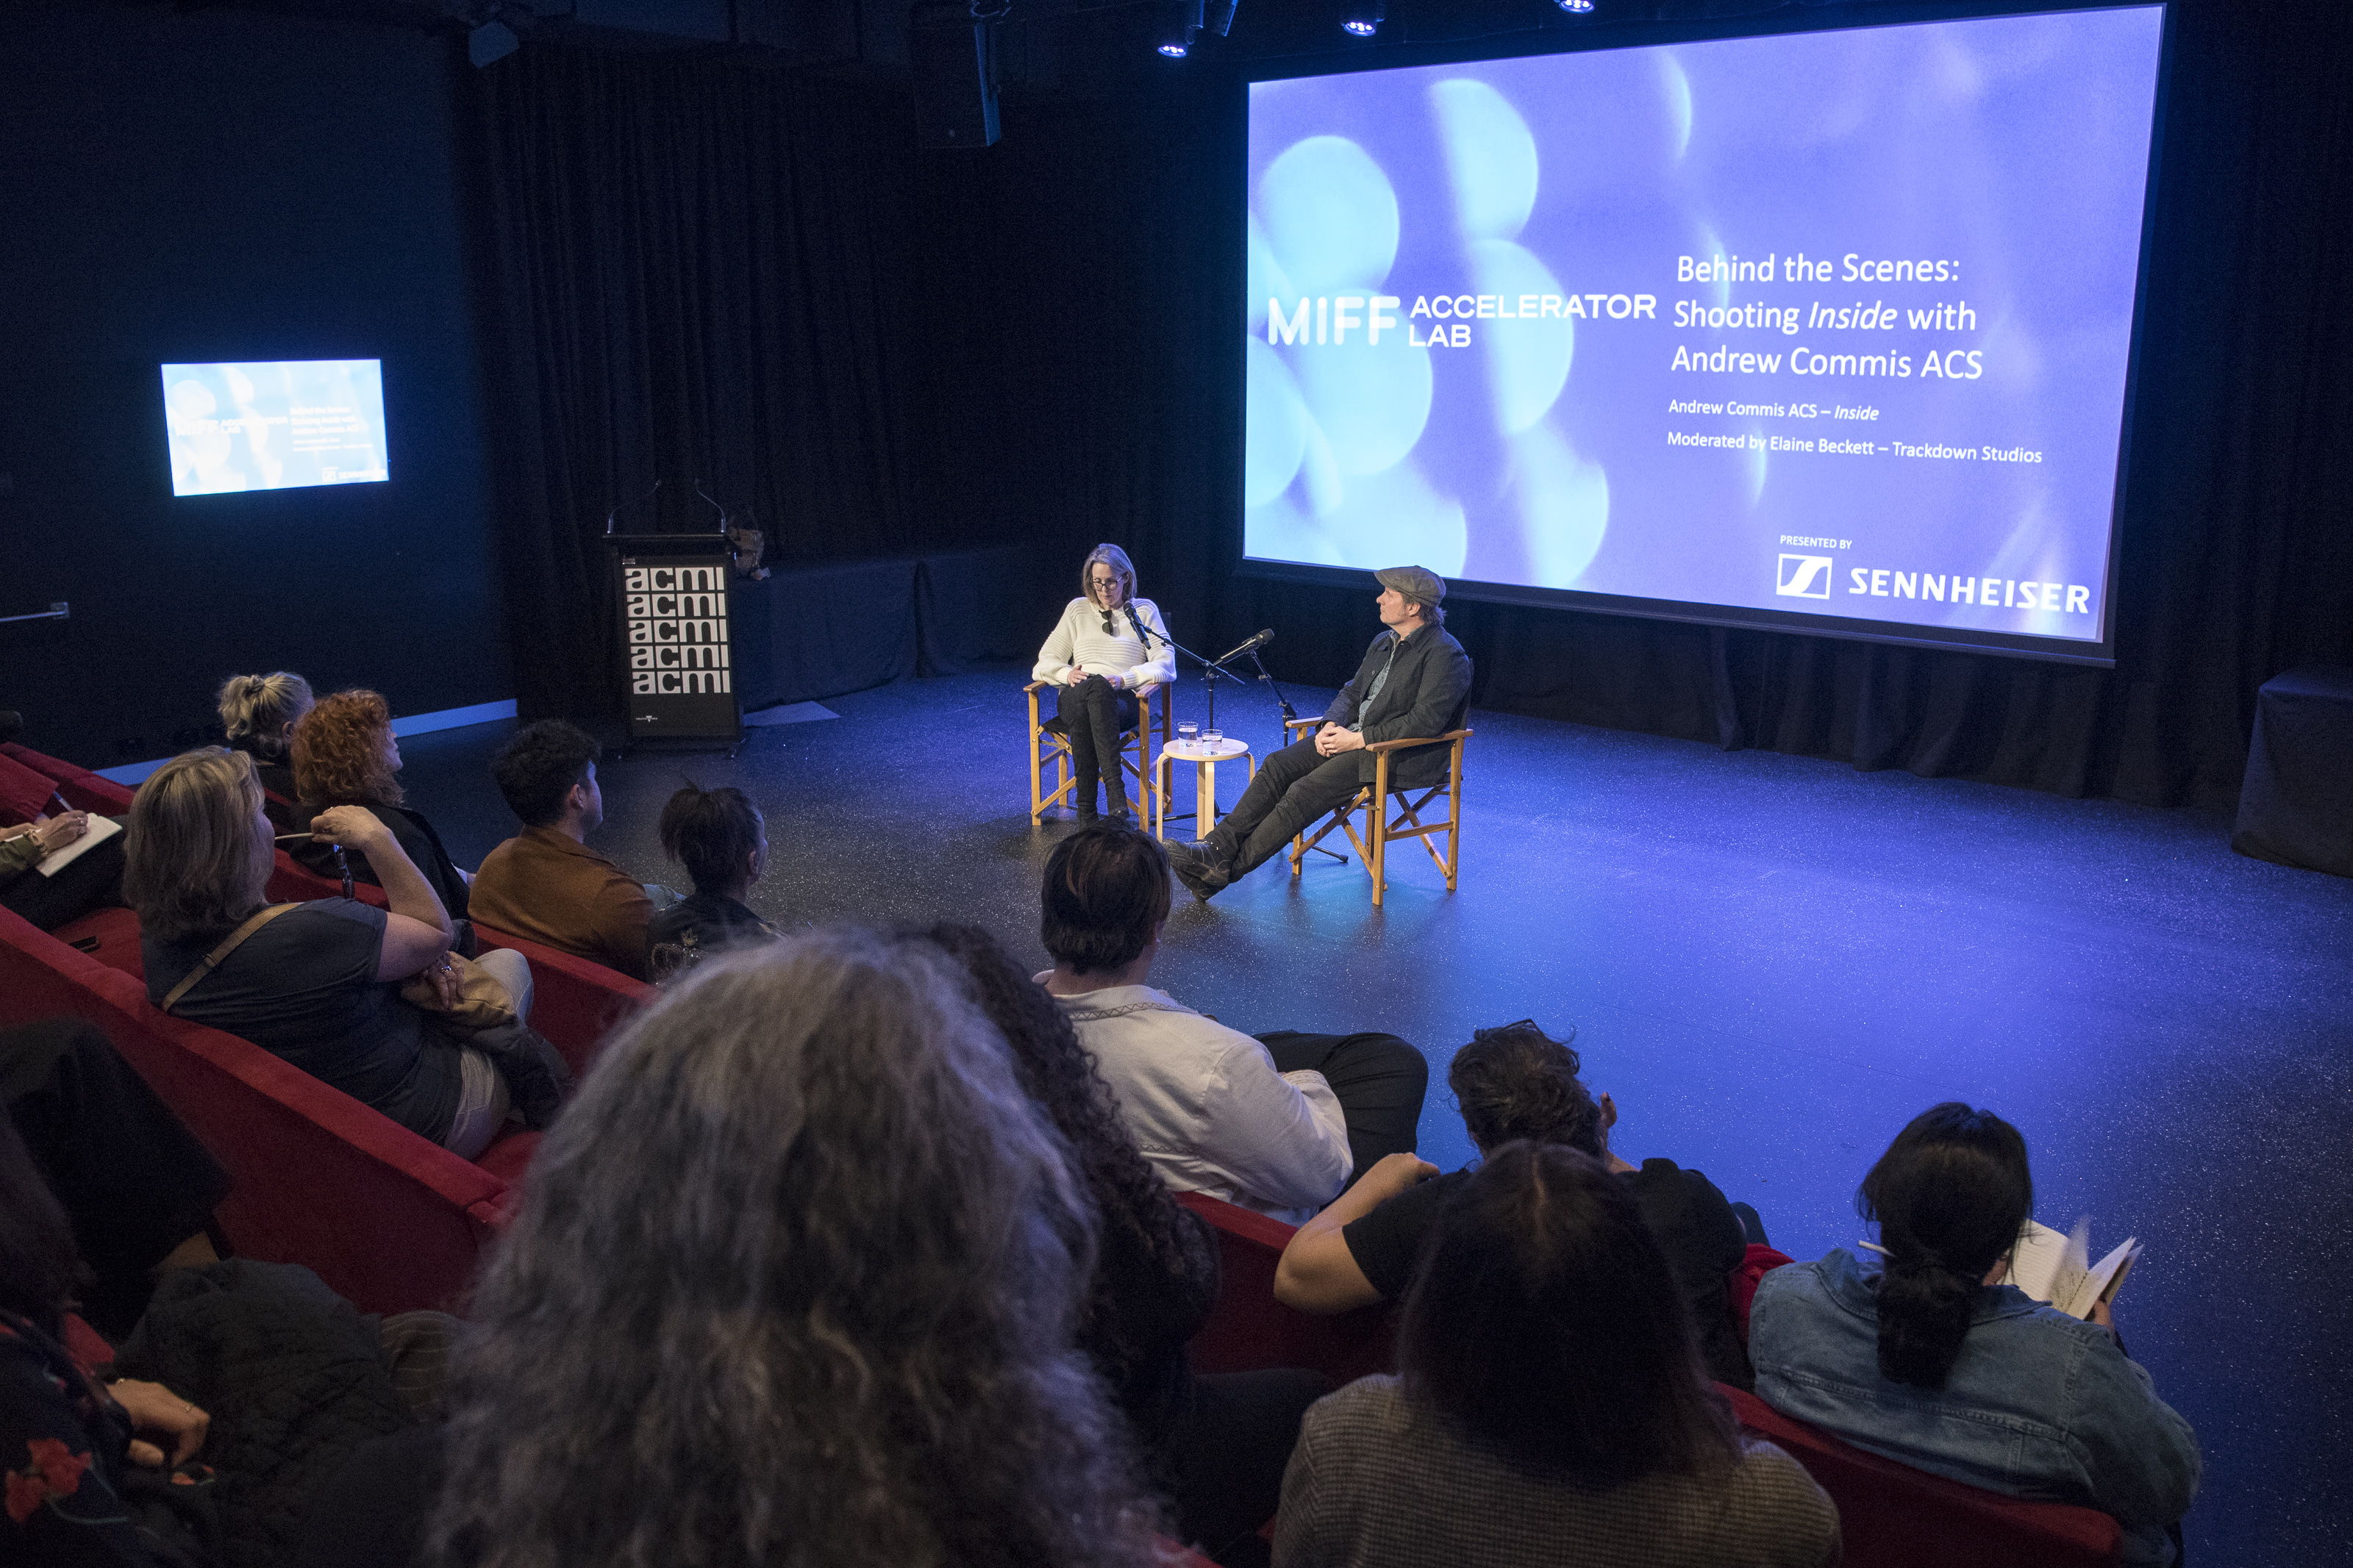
1274, 1020, 1757, 1389
910, 923, 1324, 1568
288, 690, 471, 922
645, 784, 778, 981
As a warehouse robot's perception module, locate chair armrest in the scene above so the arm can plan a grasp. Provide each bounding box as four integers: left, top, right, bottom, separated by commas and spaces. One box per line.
1030, 678, 1162, 696
1363, 728, 1472, 755
1285, 716, 1323, 734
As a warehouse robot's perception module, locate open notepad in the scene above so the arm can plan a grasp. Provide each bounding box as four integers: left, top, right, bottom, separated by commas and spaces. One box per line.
2007, 1217, 2141, 1319
35, 815, 121, 878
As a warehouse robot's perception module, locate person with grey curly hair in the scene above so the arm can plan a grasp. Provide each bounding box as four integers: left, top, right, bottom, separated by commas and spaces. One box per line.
1272, 1020, 1757, 1388
293, 928, 1165, 1568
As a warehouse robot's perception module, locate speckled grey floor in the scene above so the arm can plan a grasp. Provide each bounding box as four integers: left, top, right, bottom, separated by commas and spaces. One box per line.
399, 665, 2353, 1567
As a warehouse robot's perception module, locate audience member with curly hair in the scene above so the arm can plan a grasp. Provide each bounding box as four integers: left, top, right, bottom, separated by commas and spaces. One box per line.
912, 922, 1325, 1567
1749, 1104, 2199, 1566
288, 690, 472, 922
1273, 1020, 1757, 1386
296, 928, 1166, 1568
1274, 1142, 1840, 1568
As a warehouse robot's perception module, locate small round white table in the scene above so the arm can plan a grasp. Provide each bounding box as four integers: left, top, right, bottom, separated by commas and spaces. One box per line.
1153, 737, 1254, 842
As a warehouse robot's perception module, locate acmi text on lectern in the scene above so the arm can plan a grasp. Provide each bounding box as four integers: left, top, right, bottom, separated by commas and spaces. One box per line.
609, 532, 740, 748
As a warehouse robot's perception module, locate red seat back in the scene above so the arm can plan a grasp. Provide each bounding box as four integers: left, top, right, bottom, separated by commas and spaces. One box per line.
0, 904, 521, 1315
1720, 1385, 2123, 1567
1174, 1192, 1396, 1387
0, 743, 135, 815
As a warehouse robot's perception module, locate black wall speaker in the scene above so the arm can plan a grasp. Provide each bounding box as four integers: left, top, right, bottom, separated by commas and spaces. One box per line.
908, 4, 1001, 149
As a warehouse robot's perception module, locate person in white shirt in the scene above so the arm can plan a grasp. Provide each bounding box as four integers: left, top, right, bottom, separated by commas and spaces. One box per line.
1032, 543, 1176, 822
1037, 824, 1427, 1224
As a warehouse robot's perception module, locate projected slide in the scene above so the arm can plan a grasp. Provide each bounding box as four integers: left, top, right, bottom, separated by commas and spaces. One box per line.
161, 359, 389, 495
1244, 7, 2163, 654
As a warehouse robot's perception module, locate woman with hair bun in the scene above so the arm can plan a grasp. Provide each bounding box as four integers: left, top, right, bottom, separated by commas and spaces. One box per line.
1032, 544, 1174, 823
644, 783, 776, 981
216, 671, 313, 810
1749, 1103, 2200, 1566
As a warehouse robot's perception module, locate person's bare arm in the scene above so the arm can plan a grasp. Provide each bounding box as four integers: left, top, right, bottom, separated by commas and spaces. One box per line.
309, 806, 451, 979
1274, 1152, 1437, 1314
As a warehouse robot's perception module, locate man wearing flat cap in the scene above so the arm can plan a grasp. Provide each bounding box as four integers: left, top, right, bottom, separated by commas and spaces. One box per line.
1168, 565, 1471, 900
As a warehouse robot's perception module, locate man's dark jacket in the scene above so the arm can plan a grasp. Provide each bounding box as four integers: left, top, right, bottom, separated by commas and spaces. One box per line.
1321, 623, 1472, 789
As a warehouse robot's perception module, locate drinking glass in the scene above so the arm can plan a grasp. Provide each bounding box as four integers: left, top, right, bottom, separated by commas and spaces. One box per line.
1177, 720, 1199, 750
1199, 728, 1224, 750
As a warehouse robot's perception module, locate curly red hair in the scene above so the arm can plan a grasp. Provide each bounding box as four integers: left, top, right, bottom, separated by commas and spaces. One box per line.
291, 689, 403, 808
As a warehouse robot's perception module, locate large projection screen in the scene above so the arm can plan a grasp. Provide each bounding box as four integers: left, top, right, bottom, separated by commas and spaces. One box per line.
1243, 6, 2166, 663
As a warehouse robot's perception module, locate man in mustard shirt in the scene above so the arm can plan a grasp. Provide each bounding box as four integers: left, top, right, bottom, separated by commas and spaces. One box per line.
468, 720, 653, 981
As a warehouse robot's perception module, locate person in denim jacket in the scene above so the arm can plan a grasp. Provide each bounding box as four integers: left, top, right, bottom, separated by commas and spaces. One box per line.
1749, 1104, 2199, 1566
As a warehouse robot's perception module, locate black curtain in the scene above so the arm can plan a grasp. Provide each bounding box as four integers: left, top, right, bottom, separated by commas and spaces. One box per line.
468, 48, 954, 723
472, 1, 2352, 805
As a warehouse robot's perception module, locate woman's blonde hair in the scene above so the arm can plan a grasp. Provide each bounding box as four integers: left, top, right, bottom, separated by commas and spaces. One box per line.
293, 689, 403, 808
124, 748, 273, 944
216, 673, 314, 760
1080, 543, 1136, 609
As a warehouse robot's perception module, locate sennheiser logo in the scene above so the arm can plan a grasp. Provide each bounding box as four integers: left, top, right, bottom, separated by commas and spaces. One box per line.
1777, 554, 1834, 598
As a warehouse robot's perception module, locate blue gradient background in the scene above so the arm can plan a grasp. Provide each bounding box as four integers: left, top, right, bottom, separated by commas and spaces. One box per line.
1245, 7, 2163, 644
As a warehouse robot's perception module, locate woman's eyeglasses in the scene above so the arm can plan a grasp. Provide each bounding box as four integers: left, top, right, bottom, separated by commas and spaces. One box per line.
1100, 610, 1119, 635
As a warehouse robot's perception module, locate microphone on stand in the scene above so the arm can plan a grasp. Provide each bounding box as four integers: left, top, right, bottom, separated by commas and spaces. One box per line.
692, 479, 729, 531
1123, 604, 1164, 648
604, 477, 663, 535
1213, 628, 1276, 665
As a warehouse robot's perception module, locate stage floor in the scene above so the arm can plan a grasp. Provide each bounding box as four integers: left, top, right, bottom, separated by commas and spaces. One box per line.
402, 665, 2353, 1567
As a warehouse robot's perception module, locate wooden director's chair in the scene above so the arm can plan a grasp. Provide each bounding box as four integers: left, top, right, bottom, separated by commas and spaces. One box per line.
1284, 718, 1472, 907
1025, 680, 1171, 825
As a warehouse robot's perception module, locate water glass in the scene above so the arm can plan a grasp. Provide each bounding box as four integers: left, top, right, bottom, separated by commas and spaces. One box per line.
1177, 720, 1199, 750
1199, 728, 1224, 751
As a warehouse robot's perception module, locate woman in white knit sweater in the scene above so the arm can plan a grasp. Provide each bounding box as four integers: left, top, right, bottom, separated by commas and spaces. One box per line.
1032, 544, 1175, 821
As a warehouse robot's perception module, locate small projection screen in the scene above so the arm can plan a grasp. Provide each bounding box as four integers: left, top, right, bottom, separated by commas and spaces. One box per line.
1243, 6, 2166, 662
161, 359, 389, 495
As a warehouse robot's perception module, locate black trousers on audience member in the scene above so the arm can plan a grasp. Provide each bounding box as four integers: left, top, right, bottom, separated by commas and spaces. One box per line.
1165, 1367, 1328, 1568
1, 1017, 232, 1339
0, 823, 127, 932
1055, 676, 1138, 812
1257, 1030, 1428, 1185
1204, 736, 1367, 878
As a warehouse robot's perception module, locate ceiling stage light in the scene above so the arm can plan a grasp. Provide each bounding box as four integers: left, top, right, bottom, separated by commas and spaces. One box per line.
1157, 0, 1204, 55
1340, 0, 1383, 37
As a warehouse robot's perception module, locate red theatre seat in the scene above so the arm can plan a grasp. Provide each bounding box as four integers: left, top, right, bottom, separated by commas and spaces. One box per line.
1174, 1192, 1397, 1387
0, 743, 135, 815
1720, 1384, 2124, 1568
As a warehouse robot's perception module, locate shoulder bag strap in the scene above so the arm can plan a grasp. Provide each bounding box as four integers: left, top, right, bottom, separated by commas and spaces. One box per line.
160, 903, 301, 1014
